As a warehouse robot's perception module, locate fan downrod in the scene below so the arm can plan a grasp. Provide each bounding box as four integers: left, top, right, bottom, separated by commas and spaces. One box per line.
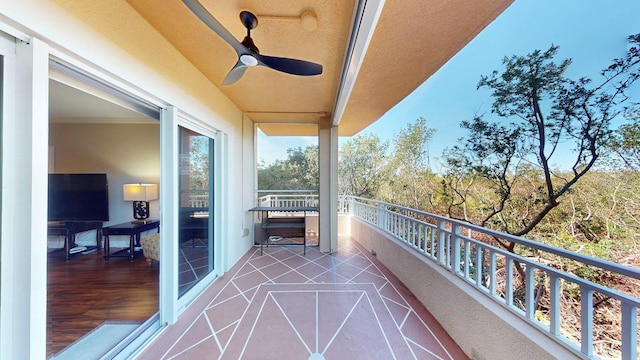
239, 11, 259, 53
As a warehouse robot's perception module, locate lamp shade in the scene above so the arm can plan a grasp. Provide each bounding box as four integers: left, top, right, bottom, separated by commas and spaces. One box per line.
123, 183, 158, 201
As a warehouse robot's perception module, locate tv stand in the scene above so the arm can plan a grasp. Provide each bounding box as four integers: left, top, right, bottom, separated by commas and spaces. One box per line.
47, 221, 103, 260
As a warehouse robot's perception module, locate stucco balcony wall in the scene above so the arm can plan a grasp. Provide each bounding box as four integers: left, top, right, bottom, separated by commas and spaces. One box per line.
349, 216, 579, 360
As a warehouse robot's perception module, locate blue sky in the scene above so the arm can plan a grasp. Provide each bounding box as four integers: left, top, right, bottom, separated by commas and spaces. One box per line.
258, 0, 640, 168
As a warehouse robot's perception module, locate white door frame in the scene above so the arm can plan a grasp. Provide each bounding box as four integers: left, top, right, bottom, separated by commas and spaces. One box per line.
0, 35, 50, 360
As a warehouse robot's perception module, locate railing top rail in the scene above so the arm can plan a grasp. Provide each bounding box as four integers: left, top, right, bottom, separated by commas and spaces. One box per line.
348, 196, 640, 280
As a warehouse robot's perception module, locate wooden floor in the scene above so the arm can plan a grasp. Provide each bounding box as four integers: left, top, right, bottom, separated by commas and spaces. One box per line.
47, 248, 159, 357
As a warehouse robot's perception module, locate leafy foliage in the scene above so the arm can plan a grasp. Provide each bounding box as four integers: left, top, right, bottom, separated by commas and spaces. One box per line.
338, 134, 389, 198
258, 146, 318, 190
441, 34, 640, 239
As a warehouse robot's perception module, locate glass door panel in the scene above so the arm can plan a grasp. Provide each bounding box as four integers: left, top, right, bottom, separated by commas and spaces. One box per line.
178, 126, 214, 296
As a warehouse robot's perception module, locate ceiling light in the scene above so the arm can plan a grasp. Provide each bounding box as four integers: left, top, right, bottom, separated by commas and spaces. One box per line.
240, 54, 258, 66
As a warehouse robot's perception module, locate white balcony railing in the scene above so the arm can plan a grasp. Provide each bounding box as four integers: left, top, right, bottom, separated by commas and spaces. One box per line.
256, 190, 317, 208
346, 196, 639, 360
256, 191, 353, 213
252, 192, 638, 357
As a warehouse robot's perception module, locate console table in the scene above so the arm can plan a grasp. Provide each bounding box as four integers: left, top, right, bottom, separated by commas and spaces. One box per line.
47, 221, 102, 260
102, 220, 160, 261
249, 206, 318, 255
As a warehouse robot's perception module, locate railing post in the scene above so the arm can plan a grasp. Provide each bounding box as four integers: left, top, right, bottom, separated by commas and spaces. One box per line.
437, 220, 446, 265
621, 302, 637, 360
377, 203, 386, 231
349, 196, 355, 215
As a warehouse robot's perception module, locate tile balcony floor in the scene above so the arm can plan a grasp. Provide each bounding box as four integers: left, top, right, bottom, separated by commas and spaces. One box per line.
138, 237, 468, 360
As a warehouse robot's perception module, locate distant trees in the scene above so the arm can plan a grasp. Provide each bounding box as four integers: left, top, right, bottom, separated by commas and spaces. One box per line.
257, 146, 318, 190
258, 118, 438, 212
257, 34, 640, 248
440, 34, 640, 249
255, 36, 640, 360
379, 117, 436, 210
338, 134, 388, 198
611, 121, 640, 170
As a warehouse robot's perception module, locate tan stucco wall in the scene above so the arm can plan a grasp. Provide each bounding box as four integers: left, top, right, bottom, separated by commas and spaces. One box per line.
349, 217, 579, 360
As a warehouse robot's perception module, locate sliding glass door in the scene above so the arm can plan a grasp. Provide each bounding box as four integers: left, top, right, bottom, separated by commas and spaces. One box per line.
178, 126, 214, 296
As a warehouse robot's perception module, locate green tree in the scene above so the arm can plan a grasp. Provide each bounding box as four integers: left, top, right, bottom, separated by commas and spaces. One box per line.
611, 121, 640, 170
383, 117, 436, 210
258, 145, 318, 190
442, 34, 640, 251
338, 134, 389, 198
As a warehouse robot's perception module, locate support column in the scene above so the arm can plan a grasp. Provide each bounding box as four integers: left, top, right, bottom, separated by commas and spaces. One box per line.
318, 117, 338, 253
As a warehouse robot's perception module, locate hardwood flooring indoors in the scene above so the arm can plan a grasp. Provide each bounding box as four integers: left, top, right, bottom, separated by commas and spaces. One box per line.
47, 248, 159, 357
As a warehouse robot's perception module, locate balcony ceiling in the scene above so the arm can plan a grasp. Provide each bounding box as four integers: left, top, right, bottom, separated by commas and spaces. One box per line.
127, 0, 512, 136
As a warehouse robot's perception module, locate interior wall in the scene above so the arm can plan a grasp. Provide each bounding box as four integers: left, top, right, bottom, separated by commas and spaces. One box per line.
48, 121, 160, 245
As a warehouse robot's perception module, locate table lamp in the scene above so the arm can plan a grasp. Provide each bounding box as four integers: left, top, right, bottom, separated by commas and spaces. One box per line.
123, 183, 158, 221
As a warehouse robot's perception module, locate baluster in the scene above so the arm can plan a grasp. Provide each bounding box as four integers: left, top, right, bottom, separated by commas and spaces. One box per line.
430, 226, 435, 257
452, 224, 461, 273
475, 245, 483, 286
464, 240, 470, 278
505, 258, 514, 307
526, 265, 535, 319
549, 274, 560, 335
580, 288, 594, 357
489, 250, 496, 295
437, 220, 446, 265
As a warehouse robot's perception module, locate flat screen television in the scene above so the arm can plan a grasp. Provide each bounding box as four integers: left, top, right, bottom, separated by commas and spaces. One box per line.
48, 173, 110, 222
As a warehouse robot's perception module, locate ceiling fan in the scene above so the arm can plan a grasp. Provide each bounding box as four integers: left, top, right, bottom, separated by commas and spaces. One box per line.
182, 0, 323, 85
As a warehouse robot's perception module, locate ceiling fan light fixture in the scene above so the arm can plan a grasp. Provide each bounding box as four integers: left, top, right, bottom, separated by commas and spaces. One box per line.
240, 54, 258, 66
182, 1, 322, 85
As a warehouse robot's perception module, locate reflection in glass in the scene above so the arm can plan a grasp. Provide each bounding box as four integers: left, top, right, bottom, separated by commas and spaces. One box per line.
178, 126, 214, 296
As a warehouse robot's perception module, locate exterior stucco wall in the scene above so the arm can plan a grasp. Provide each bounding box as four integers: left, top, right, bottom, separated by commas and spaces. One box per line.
349, 217, 579, 360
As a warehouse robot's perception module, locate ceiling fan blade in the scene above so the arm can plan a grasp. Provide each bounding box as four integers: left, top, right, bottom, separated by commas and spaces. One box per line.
257, 55, 323, 76
222, 62, 249, 85
182, 0, 247, 56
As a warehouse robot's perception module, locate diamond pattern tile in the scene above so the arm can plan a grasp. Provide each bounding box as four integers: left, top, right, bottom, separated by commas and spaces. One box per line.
138, 238, 467, 360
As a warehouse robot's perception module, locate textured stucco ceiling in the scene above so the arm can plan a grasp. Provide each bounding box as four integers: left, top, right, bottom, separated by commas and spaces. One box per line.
122, 0, 512, 136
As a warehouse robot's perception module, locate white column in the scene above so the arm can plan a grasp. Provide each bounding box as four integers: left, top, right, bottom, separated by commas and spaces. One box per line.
3, 37, 49, 359
318, 118, 338, 253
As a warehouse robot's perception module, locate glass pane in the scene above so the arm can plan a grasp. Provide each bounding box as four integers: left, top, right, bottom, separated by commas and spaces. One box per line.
178, 126, 214, 296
